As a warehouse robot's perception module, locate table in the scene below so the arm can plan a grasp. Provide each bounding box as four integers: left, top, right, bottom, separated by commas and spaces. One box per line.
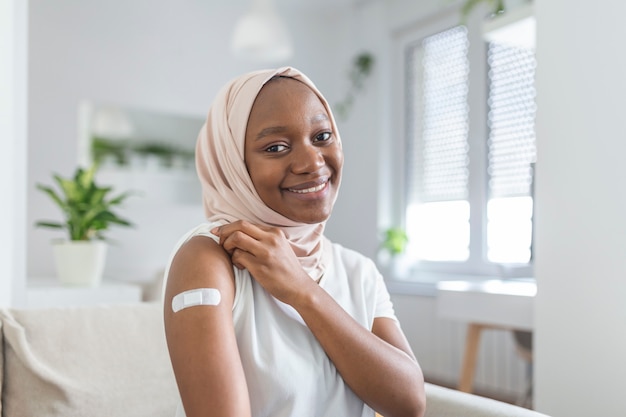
436, 278, 536, 393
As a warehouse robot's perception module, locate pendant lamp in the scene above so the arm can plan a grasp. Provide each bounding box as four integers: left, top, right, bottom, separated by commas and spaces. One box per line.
231, 0, 293, 63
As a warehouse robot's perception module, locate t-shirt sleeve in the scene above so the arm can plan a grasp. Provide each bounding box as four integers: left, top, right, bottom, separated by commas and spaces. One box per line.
374, 270, 399, 323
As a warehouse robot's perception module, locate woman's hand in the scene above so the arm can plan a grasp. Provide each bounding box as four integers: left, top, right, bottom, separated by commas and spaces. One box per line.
212, 220, 313, 304
213, 220, 426, 417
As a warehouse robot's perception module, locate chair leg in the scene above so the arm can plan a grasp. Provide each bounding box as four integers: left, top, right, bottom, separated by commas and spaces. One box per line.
458, 323, 483, 393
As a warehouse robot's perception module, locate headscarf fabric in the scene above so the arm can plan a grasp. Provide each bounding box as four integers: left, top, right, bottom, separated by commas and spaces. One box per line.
195, 67, 342, 280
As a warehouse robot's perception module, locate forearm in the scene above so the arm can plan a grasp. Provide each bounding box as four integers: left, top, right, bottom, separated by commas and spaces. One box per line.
292, 281, 425, 417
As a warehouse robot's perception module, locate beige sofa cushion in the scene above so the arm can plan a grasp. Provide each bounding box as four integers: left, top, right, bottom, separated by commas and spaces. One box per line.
424, 383, 549, 417
0, 302, 178, 417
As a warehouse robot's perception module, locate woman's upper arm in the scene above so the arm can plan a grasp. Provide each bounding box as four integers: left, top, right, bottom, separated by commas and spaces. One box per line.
164, 235, 251, 417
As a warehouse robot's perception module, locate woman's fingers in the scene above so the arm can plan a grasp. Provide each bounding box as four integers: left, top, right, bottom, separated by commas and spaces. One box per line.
214, 221, 286, 256
230, 247, 255, 271
216, 222, 263, 255
212, 221, 274, 267
212, 220, 273, 242
220, 229, 256, 255
211, 220, 311, 305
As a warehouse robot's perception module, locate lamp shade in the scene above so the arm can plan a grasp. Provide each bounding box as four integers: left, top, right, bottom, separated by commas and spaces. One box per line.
231, 2, 293, 63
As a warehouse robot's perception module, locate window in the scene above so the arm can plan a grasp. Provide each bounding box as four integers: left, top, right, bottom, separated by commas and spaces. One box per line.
392, 10, 536, 279
486, 42, 536, 263
405, 26, 471, 263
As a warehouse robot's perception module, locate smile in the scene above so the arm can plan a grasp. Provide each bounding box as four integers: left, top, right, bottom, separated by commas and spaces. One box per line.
287, 181, 328, 194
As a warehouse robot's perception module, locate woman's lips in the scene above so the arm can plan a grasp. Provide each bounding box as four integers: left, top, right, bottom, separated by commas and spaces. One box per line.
287, 181, 328, 194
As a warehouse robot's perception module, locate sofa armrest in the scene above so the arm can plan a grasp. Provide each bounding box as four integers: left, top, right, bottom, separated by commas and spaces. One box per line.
424, 383, 549, 417
0, 302, 178, 417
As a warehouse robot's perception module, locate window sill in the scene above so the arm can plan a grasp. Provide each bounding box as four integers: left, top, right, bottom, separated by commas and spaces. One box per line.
385, 272, 535, 298
386, 279, 439, 297
385, 271, 484, 297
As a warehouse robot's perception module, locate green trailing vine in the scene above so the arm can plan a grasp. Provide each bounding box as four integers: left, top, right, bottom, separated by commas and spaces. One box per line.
335, 52, 375, 121
460, 0, 505, 22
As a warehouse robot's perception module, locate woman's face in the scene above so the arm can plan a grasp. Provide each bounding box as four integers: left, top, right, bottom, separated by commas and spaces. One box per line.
244, 77, 343, 224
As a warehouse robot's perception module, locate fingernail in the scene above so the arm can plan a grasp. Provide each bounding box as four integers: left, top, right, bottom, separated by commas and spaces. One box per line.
210, 227, 220, 235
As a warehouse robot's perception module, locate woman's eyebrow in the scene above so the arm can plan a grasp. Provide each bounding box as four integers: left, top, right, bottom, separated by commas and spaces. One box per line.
311, 113, 329, 123
255, 126, 288, 141
255, 114, 329, 141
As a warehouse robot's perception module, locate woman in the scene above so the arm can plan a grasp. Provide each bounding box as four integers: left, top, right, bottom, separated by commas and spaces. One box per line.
163, 67, 426, 417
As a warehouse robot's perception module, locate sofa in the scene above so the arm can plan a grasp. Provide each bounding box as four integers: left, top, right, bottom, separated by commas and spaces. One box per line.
0, 302, 549, 417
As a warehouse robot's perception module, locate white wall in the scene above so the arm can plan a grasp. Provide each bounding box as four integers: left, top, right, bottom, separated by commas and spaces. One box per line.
325, 0, 389, 261
0, 0, 27, 306
26, 0, 363, 283
533, 0, 626, 415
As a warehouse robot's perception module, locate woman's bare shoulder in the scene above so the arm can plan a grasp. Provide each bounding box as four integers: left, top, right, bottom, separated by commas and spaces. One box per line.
165, 235, 236, 301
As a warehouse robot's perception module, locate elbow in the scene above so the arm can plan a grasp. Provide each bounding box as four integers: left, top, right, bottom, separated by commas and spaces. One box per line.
404, 363, 426, 417
404, 384, 426, 417
400, 390, 427, 417
386, 379, 427, 417
414, 385, 427, 417
406, 371, 427, 417
377, 361, 427, 417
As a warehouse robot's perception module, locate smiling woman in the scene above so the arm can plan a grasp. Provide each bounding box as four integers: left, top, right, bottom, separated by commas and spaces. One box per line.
244, 76, 343, 225
161, 67, 426, 417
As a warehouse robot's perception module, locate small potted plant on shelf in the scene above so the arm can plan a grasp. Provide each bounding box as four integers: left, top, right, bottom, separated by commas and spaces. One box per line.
381, 227, 409, 256
35, 163, 133, 286
378, 227, 412, 279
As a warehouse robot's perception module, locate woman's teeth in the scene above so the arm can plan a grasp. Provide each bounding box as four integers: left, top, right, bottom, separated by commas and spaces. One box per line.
289, 182, 326, 194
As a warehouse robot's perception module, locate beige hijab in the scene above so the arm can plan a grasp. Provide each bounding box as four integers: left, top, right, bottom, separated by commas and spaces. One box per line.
195, 67, 342, 280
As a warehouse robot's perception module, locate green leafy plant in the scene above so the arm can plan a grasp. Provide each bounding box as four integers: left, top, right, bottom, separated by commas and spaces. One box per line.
35, 164, 133, 241
91, 136, 130, 166
335, 52, 375, 121
460, 0, 505, 22
91, 136, 128, 166
132, 142, 181, 167
381, 227, 409, 256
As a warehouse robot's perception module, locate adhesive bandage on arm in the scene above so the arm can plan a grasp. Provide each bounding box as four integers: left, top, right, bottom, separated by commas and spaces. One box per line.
171, 288, 221, 313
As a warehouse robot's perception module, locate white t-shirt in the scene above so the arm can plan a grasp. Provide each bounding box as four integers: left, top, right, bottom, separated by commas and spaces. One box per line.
164, 223, 398, 417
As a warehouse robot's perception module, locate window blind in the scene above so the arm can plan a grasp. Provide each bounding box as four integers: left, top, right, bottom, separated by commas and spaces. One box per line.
487, 42, 537, 198
486, 41, 536, 263
406, 26, 470, 204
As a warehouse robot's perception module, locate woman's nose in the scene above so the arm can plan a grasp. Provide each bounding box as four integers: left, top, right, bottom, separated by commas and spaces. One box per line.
291, 144, 325, 174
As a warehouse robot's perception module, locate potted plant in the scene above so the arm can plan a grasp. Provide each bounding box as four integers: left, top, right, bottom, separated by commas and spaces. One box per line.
35, 163, 133, 286
378, 227, 412, 279
381, 227, 409, 256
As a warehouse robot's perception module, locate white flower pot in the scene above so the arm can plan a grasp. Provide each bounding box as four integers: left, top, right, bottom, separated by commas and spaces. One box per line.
52, 240, 108, 287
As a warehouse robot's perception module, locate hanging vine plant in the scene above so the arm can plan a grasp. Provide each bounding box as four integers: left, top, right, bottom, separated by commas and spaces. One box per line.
460, 0, 506, 22
335, 51, 375, 121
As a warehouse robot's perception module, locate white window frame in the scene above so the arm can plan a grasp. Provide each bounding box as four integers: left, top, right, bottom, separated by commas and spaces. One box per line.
387, 7, 534, 283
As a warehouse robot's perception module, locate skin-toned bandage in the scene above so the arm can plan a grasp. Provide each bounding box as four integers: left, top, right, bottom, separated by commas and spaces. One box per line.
172, 288, 221, 313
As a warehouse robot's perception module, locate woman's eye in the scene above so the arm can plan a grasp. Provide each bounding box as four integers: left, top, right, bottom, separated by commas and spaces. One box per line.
265, 144, 288, 153
314, 132, 332, 143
